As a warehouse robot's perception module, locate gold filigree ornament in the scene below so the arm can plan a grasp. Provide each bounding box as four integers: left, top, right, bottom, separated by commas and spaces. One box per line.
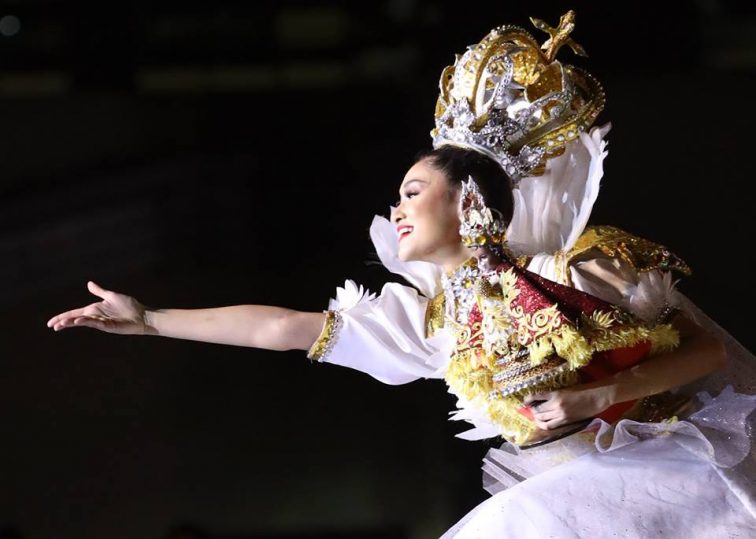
458, 176, 509, 251
568, 225, 692, 277
431, 9, 605, 183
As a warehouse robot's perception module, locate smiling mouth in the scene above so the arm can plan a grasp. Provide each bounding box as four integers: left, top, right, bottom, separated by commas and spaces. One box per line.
398, 226, 414, 241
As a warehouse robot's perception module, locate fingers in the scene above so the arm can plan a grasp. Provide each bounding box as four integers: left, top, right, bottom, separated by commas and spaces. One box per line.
534, 416, 591, 432
51, 316, 109, 332
532, 408, 563, 423
48, 310, 108, 331
533, 415, 566, 430
50, 317, 77, 331
72, 317, 109, 332
50, 315, 86, 331
523, 392, 552, 405
527, 391, 564, 429
47, 306, 89, 328
47, 280, 111, 329
87, 281, 111, 300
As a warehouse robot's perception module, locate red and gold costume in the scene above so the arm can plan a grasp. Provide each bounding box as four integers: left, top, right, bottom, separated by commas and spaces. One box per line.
436, 242, 682, 445
307, 9, 756, 538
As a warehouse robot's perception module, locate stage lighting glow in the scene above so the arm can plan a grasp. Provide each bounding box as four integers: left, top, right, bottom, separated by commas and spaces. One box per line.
0, 14, 20, 37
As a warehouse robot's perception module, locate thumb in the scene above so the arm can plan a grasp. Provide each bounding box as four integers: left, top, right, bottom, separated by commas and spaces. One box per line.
87, 280, 110, 299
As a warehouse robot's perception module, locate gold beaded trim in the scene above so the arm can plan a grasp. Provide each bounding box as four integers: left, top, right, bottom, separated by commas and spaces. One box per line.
307, 310, 342, 362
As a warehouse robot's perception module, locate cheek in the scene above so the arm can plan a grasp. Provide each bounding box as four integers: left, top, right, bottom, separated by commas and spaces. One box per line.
444, 206, 461, 234
431, 195, 461, 237
418, 197, 460, 245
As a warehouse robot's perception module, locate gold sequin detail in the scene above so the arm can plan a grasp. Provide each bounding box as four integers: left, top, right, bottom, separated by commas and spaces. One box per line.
568, 225, 692, 276
307, 311, 342, 362
425, 293, 446, 338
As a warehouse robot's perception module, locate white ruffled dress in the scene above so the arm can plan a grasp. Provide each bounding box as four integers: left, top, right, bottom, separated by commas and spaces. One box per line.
308, 126, 756, 538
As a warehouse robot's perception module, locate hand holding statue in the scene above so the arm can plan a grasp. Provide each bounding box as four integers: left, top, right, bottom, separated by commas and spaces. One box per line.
47, 281, 148, 335
524, 385, 612, 431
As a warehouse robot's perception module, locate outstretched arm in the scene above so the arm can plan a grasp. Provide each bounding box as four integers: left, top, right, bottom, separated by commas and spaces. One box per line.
47, 281, 325, 351
143, 305, 324, 350
525, 312, 727, 429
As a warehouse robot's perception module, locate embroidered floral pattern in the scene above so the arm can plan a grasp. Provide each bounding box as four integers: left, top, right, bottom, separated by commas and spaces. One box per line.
443, 257, 680, 446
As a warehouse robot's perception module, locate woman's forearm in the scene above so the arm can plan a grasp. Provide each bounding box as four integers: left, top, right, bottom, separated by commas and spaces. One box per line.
588, 314, 727, 406
528, 313, 728, 430
143, 305, 326, 351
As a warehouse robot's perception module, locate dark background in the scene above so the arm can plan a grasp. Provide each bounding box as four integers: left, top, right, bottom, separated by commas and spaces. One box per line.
1, 1, 754, 538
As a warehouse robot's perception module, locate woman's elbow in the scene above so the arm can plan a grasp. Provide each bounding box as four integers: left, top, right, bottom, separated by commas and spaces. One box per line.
276, 310, 326, 352
675, 313, 727, 374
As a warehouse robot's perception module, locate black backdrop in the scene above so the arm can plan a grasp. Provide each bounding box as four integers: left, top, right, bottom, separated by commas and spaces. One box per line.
1, 1, 755, 538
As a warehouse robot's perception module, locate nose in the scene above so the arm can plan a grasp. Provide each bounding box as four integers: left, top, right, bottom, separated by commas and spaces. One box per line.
391, 203, 405, 224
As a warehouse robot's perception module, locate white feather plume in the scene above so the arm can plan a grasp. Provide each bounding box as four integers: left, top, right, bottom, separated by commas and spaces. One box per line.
507, 123, 611, 257
625, 270, 679, 323
327, 279, 377, 311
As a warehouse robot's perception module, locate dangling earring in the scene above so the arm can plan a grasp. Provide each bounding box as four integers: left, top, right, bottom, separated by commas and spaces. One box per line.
458, 176, 509, 255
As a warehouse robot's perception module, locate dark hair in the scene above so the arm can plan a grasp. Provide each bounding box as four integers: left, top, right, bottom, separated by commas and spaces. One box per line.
414, 145, 513, 221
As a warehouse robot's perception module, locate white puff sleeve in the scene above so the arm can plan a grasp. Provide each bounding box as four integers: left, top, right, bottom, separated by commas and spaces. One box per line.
307, 280, 454, 385
305, 215, 454, 384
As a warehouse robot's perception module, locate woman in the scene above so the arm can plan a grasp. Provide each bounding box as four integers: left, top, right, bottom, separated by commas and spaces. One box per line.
48, 10, 755, 538
45, 137, 755, 536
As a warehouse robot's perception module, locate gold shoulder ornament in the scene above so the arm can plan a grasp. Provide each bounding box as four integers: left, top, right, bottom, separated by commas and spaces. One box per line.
567, 225, 692, 276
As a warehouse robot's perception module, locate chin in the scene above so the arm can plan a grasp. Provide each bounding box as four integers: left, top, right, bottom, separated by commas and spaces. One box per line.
399, 250, 433, 265
397, 244, 420, 263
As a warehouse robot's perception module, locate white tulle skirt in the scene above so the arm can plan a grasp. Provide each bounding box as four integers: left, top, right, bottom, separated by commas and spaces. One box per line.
441, 387, 756, 539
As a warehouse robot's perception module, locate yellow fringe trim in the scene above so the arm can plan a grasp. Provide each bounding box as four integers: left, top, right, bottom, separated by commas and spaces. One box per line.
526, 322, 679, 370
446, 321, 680, 446
486, 397, 536, 446
487, 370, 582, 446
648, 324, 680, 354
446, 349, 493, 403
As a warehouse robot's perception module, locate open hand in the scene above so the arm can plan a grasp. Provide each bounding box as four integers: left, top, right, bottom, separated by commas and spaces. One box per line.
46, 281, 147, 335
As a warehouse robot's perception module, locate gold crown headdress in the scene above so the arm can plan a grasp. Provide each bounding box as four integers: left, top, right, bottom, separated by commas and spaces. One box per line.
431, 10, 605, 182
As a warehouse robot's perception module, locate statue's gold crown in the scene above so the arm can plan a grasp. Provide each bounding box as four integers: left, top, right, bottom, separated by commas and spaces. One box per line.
431, 10, 605, 181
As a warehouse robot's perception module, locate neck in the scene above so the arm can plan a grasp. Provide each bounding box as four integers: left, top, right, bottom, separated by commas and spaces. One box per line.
440, 246, 506, 274
440, 249, 474, 274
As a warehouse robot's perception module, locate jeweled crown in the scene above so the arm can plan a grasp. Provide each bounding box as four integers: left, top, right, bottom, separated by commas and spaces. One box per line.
431, 10, 605, 181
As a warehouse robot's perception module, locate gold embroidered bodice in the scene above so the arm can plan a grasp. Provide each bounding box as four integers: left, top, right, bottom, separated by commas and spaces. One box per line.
437, 256, 680, 446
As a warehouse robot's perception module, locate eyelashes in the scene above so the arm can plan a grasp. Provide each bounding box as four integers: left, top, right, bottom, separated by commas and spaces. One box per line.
395, 191, 420, 206
398, 192, 419, 203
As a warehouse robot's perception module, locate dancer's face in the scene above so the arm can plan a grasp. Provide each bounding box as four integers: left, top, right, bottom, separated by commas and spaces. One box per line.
391, 158, 469, 271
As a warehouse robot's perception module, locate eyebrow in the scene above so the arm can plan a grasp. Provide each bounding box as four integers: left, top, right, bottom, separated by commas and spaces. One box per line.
399, 178, 428, 194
